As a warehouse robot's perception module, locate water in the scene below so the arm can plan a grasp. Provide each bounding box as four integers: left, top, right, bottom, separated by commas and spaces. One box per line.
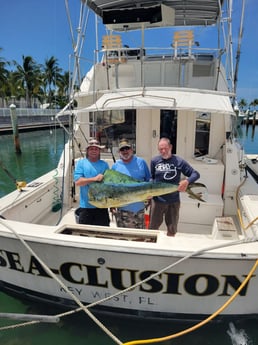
0, 295, 257, 345
238, 123, 258, 155
0, 126, 257, 345
0, 128, 67, 198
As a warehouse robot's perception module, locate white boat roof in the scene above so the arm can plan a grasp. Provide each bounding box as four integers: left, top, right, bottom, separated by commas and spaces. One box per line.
86, 0, 223, 29
81, 89, 235, 114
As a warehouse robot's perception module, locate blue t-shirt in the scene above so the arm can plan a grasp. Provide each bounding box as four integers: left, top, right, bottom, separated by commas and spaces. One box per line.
74, 158, 109, 208
150, 155, 200, 203
112, 155, 151, 213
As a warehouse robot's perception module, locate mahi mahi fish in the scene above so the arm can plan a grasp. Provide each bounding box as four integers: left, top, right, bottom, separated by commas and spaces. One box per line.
88, 170, 206, 208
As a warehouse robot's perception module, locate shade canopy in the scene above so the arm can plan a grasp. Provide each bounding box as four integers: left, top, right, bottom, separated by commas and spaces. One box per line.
81, 89, 234, 115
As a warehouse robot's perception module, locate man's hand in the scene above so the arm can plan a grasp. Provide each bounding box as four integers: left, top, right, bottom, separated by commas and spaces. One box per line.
144, 199, 151, 209
94, 174, 104, 182
178, 179, 189, 192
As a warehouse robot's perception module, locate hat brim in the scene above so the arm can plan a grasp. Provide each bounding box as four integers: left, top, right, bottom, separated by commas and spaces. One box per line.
87, 145, 105, 149
119, 145, 132, 150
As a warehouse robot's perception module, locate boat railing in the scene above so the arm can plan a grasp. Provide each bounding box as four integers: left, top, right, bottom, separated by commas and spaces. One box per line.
0, 108, 69, 133
100, 46, 220, 64
100, 31, 221, 64
92, 44, 226, 91
0, 108, 60, 117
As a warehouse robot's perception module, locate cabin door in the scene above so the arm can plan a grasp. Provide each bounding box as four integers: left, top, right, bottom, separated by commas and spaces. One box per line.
136, 109, 178, 163
160, 110, 178, 153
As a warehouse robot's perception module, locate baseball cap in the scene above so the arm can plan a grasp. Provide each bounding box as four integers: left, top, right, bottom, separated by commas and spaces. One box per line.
118, 139, 132, 150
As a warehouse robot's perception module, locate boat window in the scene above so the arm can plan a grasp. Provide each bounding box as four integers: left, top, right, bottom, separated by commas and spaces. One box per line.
90, 109, 136, 149
195, 112, 210, 156
160, 110, 177, 153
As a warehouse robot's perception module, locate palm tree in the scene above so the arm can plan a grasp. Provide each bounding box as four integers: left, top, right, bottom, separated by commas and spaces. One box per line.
238, 98, 247, 112
249, 99, 258, 111
7, 71, 26, 106
55, 71, 70, 108
1, 52, 72, 109
12, 55, 41, 108
42, 56, 62, 108
0, 48, 10, 107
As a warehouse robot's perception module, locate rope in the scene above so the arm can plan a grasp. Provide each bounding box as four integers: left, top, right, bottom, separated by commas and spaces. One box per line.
0, 226, 256, 334
1, 197, 258, 343
77, 237, 258, 310
51, 168, 62, 212
0, 218, 122, 345
120, 175, 258, 345
122, 259, 258, 345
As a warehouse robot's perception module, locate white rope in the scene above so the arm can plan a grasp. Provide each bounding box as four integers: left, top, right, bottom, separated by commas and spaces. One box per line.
0, 218, 122, 345
1, 216, 257, 336
75, 236, 258, 309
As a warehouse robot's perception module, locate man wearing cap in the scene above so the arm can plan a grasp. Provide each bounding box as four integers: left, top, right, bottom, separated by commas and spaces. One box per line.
111, 138, 151, 228
74, 138, 110, 226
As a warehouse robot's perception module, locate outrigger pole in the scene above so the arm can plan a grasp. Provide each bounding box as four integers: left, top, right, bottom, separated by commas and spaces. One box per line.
233, 0, 246, 98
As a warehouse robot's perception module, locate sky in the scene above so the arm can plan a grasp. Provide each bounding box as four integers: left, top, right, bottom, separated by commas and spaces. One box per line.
0, 0, 257, 104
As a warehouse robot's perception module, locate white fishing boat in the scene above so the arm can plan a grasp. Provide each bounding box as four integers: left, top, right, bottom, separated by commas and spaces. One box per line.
1, 0, 258, 324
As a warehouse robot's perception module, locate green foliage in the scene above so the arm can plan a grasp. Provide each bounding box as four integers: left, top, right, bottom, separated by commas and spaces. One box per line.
0, 49, 70, 109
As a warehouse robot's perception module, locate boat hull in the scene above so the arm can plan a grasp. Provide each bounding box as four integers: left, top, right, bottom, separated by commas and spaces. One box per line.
0, 228, 257, 320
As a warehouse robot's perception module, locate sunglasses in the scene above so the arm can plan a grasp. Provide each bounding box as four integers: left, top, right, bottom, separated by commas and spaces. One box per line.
120, 147, 131, 152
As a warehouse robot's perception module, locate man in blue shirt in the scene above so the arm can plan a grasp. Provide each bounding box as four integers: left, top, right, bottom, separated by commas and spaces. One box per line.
150, 137, 200, 236
112, 139, 151, 228
74, 138, 110, 226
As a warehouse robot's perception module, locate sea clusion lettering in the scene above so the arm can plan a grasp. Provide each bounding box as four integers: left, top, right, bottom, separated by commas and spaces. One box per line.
0, 249, 254, 298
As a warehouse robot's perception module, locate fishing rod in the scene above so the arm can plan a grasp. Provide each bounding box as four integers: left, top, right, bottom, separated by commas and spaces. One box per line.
103, 127, 116, 163
233, 0, 246, 98
0, 160, 26, 191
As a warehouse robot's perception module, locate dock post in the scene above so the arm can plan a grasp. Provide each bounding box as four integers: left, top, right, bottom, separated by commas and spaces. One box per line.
9, 104, 22, 154
252, 111, 256, 126
252, 111, 256, 140
245, 110, 250, 136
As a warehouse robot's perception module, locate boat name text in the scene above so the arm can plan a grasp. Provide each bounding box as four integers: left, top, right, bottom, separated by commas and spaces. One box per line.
0, 249, 254, 297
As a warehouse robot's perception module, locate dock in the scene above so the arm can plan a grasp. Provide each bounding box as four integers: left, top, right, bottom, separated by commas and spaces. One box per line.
0, 108, 69, 134
240, 111, 257, 125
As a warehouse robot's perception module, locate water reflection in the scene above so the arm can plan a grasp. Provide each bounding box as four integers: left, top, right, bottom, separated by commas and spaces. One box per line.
0, 129, 67, 197
0, 292, 256, 345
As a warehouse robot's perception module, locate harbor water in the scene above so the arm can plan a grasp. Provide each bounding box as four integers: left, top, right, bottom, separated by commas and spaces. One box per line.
0, 126, 257, 344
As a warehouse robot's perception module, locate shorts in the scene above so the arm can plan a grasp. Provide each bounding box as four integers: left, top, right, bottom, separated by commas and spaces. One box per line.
149, 200, 180, 236
115, 209, 145, 229
78, 208, 110, 226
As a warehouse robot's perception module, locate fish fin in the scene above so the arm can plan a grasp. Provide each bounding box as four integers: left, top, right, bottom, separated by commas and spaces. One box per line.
187, 183, 207, 202
104, 170, 140, 183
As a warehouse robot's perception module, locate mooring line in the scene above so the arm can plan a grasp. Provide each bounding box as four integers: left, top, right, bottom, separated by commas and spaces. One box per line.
0, 217, 258, 344
0, 218, 122, 345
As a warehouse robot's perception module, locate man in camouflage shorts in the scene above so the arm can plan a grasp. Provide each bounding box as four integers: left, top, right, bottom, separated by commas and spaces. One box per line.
111, 139, 150, 229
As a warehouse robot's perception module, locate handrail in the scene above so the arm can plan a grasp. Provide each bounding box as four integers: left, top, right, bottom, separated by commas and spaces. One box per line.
0, 108, 60, 117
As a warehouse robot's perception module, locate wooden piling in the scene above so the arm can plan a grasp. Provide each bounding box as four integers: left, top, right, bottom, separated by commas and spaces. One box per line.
252, 111, 256, 126
251, 111, 256, 140
9, 104, 22, 154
